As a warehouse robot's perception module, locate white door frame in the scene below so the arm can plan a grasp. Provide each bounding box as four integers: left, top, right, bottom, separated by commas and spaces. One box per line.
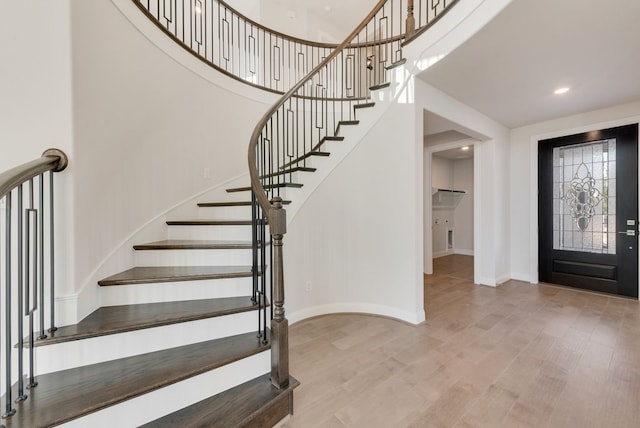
424, 138, 480, 285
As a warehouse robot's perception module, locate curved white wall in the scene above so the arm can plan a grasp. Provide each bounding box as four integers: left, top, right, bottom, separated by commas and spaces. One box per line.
285, 82, 425, 325
0, 0, 76, 317
68, 0, 275, 322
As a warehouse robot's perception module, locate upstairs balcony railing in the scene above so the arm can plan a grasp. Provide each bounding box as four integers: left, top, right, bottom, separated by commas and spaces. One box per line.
133, 0, 455, 94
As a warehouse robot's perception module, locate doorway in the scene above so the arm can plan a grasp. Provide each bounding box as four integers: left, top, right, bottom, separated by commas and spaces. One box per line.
425, 142, 476, 282
538, 124, 639, 298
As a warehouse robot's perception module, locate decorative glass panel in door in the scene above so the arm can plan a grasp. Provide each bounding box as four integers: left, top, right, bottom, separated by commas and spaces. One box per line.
552, 139, 615, 254
539, 124, 638, 298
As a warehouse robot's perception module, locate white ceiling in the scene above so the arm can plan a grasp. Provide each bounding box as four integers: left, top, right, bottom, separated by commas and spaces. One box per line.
432, 145, 475, 160
419, 0, 640, 129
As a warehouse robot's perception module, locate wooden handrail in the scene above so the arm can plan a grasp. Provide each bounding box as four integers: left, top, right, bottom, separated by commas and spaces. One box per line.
0, 149, 68, 199
403, 0, 460, 46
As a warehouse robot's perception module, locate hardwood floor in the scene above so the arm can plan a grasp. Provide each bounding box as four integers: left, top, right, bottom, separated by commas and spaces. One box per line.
279, 255, 640, 427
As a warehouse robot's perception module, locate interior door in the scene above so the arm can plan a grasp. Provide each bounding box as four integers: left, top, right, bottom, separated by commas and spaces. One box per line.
539, 124, 639, 298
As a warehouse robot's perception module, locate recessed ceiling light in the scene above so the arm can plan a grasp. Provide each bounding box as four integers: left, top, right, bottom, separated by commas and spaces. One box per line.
554, 87, 570, 95
461, 146, 469, 151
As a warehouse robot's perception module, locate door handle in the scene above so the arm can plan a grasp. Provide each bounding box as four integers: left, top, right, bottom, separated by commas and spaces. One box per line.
618, 230, 637, 236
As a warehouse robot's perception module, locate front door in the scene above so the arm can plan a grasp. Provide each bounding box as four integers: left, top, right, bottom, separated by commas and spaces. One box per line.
539, 124, 639, 298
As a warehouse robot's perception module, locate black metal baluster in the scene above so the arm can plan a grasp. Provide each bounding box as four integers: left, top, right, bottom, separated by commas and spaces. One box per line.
38, 175, 46, 339
251, 191, 258, 306
3, 193, 16, 419
26, 206, 38, 390
16, 186, 27, 402
49, 171, 57, 333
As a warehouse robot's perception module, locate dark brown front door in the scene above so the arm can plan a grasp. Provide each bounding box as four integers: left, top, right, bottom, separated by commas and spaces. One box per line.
538, 124, 638, 298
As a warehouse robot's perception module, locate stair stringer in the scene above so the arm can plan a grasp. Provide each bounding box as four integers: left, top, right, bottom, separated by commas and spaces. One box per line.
283, 82, 415, 224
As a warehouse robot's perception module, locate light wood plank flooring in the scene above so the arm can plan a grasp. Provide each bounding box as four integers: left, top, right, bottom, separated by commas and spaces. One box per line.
279, 255, 640, 427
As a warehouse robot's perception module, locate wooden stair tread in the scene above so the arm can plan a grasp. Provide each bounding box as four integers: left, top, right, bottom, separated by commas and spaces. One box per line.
370, 82, 391, 91
281, 151, 330, 169
141, 374, 300, 428
335, 120, 360, 135
3, 332, 269, 428
260, 166, 316, 179
98, 265, 254, 286
166, 219, 253, 226
386, 58, 406, 70
354, 102, 375, 110
133, 239, 254, 250
197, 200, 291, 207
32, 296, 258, 346
226, 183, 303, 193
311, 136, 345, 152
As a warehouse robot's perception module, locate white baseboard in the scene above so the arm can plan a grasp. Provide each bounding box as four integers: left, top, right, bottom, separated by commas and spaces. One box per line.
510, 272, 533, 283
476, 276, 497, 287
496, 273, 511, 285
454, 249, 474, 256
288, 303, 426, 326
433, 250, 454, 259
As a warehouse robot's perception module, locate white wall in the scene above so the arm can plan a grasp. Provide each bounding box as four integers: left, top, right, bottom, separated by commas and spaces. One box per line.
67, 0, 279, 321
226, 0, 369, 43
431, 208, 454, 257
509, 100, 640, 283
431, 156, 454, 257
453, 158, 474, 254
429, 156, 473, 257
0, 1, 74, 171
0, 0, 76, 309
285, 79, 425, 325
432, 156, 454, 188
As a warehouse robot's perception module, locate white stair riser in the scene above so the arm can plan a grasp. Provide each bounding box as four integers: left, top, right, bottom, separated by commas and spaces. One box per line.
197, 205, 252, 219
61, 352, 270, 428
32, 311, 258, 375
100, 277, 254, 306
298, 155, 332, 171
134, 248, 253, 266
167, 224, 252, 240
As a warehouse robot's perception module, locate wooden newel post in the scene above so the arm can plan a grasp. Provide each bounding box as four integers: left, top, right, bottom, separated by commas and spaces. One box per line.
269, 197, 289, 389
406, 0, 415, 38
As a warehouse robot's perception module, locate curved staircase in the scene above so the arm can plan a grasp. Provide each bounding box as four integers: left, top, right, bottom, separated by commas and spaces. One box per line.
1, 0, 459, 426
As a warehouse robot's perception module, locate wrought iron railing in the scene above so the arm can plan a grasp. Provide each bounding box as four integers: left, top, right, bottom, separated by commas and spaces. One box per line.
132, 0, 424, 94
133, 0, 458, 390
0, 150, 68, 423
247, 0, 458, 389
